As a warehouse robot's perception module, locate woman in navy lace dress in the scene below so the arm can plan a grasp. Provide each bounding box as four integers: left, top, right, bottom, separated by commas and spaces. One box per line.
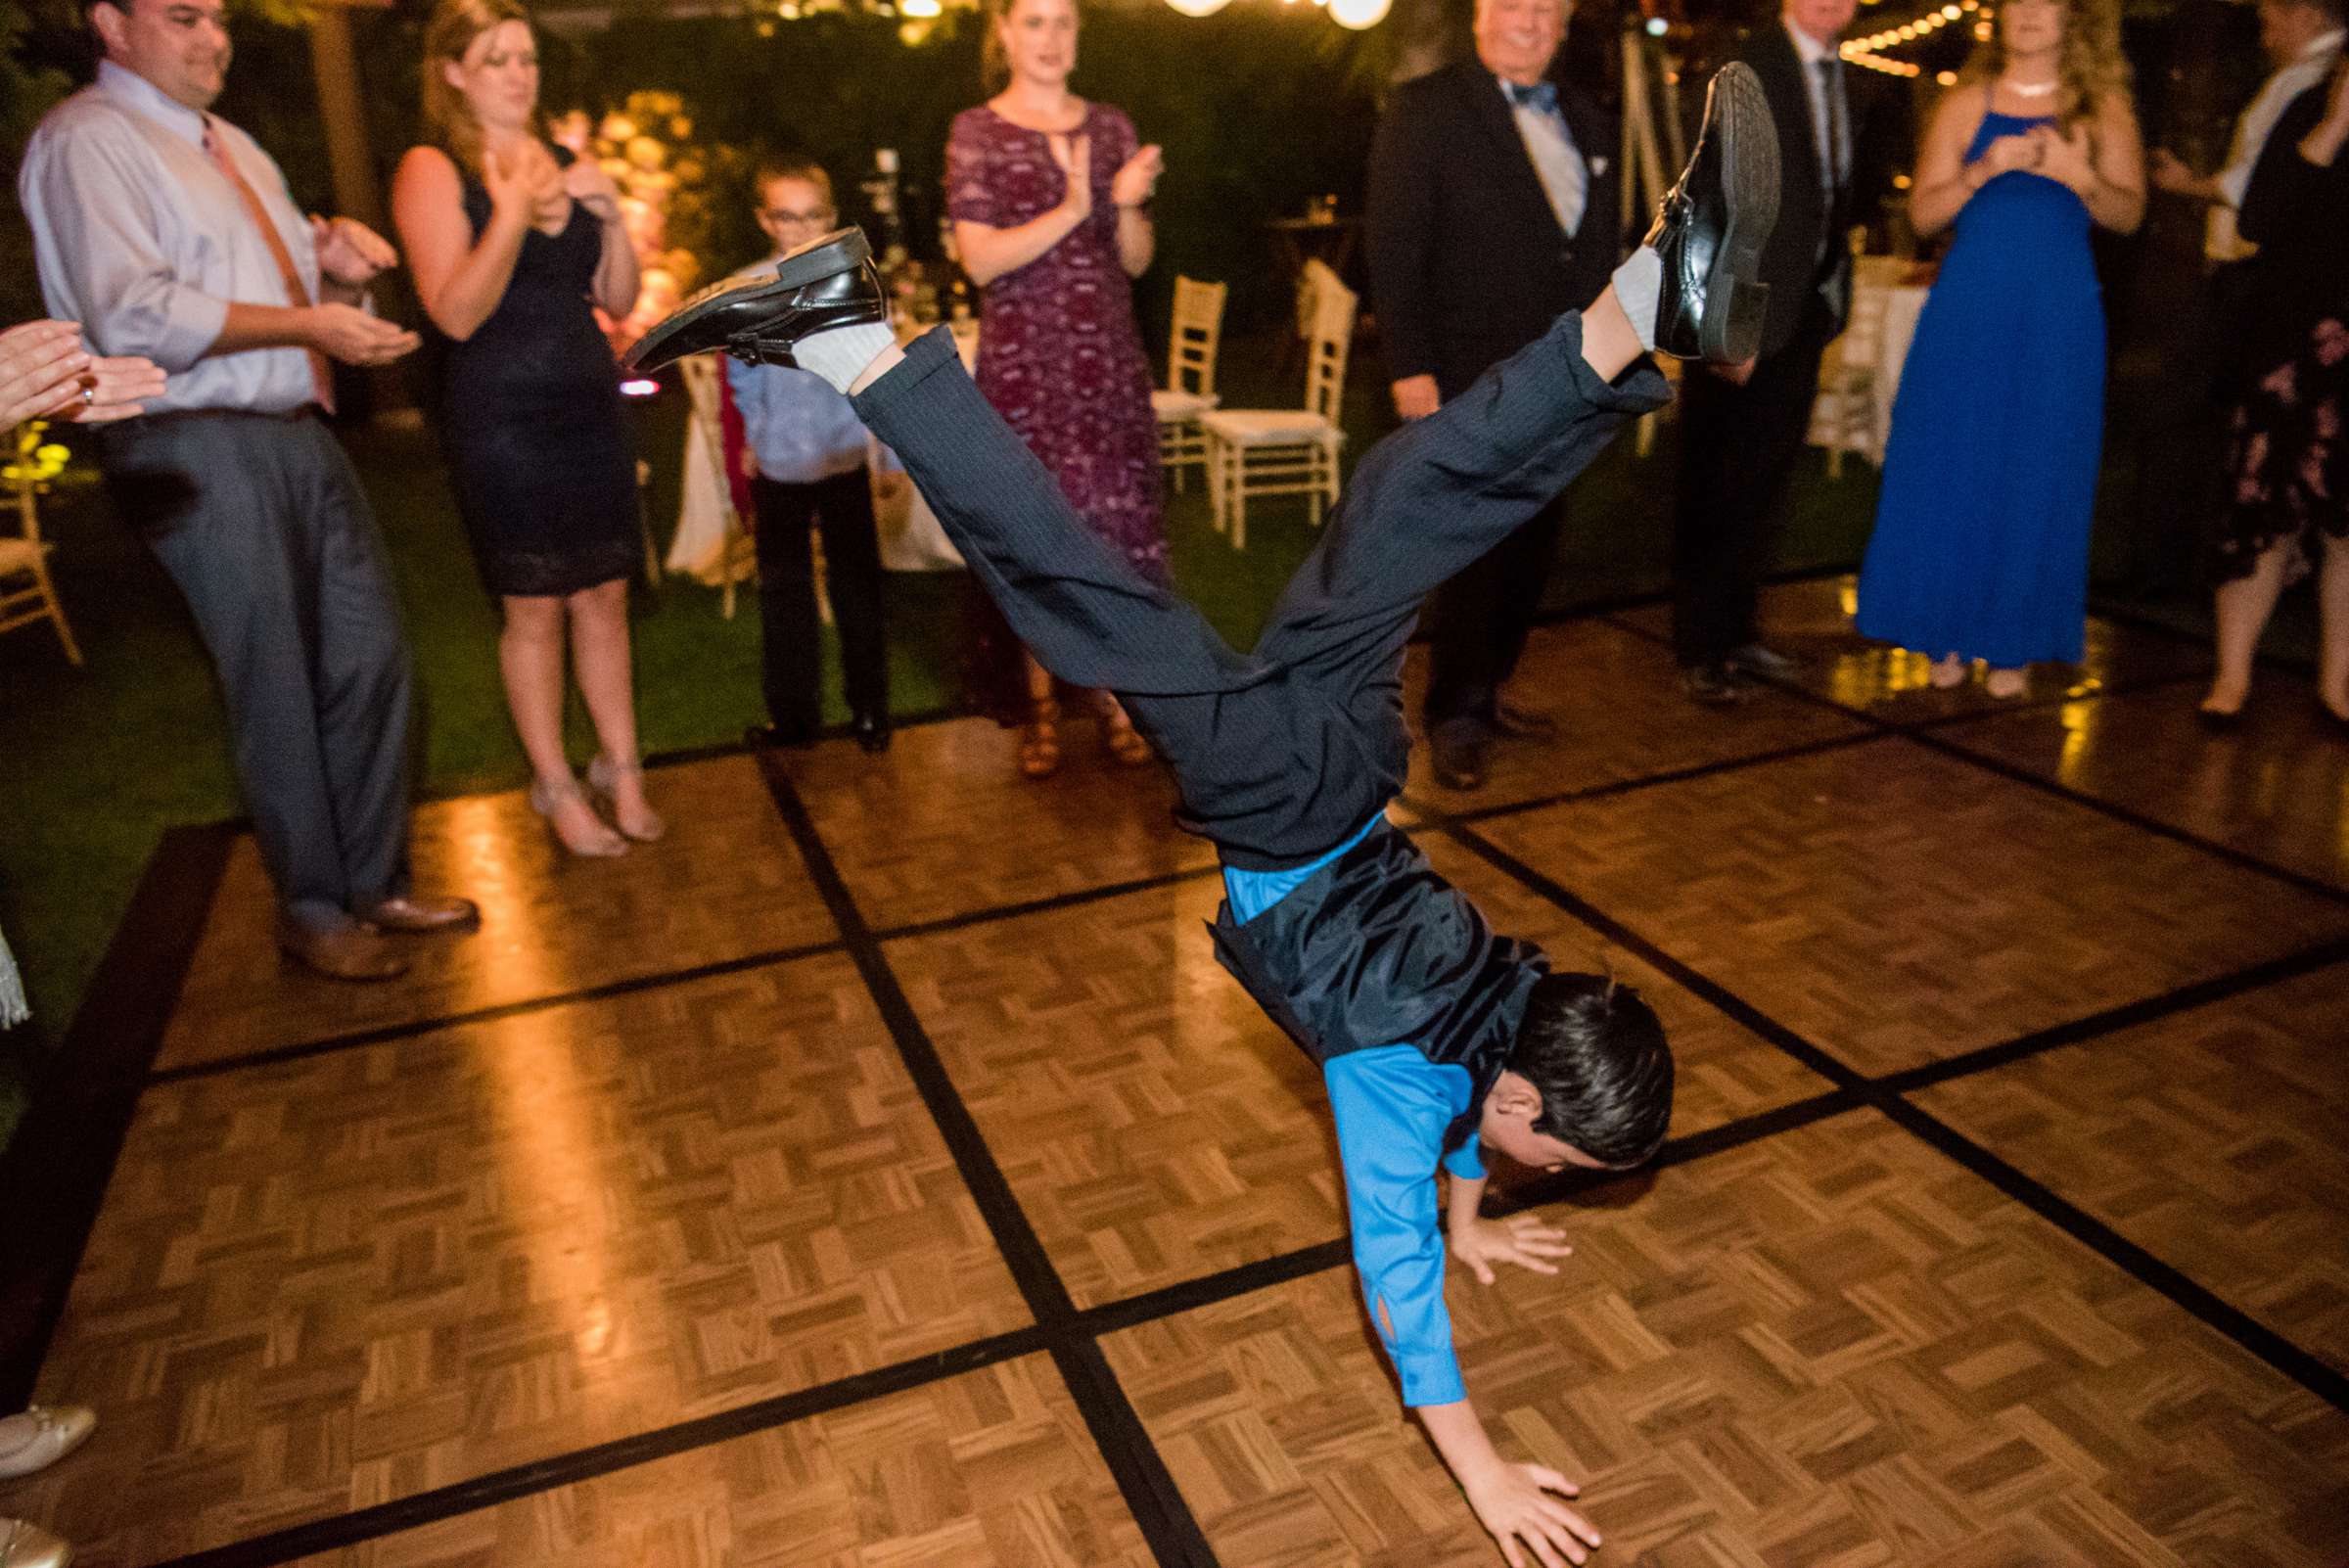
394, 0, 661, 854
948, 0, 1167, 778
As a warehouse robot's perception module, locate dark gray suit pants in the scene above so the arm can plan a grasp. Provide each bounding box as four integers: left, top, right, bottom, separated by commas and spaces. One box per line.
99, 409, 416, 931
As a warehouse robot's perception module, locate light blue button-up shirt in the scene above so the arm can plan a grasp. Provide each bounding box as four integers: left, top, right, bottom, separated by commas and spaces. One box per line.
18, 60, 323, 415
1223, 812, 1486, 1407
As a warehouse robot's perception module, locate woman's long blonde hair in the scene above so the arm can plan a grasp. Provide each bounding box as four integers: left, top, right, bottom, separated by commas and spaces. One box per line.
420, 0, 545, 176
1959, 0, 2132, 127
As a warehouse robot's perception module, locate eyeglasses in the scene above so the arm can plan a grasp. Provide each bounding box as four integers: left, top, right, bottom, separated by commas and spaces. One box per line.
760, 207, 835, 226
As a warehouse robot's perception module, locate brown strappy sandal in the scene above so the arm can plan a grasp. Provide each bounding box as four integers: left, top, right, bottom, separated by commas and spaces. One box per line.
1018, 697, 1064, 779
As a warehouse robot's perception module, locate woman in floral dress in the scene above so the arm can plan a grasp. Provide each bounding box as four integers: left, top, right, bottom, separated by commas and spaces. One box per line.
948, 0, 1167, 777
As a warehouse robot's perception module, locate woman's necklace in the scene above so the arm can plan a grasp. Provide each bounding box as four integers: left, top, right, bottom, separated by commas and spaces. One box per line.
2003, 75, 2060, 97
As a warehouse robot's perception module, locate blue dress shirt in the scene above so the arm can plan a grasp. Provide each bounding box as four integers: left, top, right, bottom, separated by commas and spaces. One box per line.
1223, 812, 1486, 1407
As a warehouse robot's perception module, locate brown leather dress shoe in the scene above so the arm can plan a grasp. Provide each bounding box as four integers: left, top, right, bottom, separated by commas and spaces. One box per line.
356, 894, 482, 934
276, 919, 409, 982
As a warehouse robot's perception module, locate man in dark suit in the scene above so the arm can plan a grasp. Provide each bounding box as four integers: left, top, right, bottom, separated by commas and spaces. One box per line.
1366, 0, 1624, 789
1673, 0, 1869, 704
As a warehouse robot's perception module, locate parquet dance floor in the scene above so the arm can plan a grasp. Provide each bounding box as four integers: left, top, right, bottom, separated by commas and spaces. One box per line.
6, 583, 2345, 1567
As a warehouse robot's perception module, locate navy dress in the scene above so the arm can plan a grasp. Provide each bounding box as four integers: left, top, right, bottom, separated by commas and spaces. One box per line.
427, 146, 640, 599
1857, 111, 2106, 667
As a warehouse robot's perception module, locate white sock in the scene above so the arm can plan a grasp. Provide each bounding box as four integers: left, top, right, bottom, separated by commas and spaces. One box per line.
1610, 247, 1663, 355
792, 320, 898, 396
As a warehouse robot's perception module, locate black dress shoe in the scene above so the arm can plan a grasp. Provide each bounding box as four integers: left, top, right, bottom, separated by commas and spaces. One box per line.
745, 721, 816, 751
1681, 663, 1747, 707
1486, 704, 1559, 741
851, 712, 893, 754
1428, 725, 1488, 791
1725, 641, 1801, 679
1645, 63, 1779, 364
625, 228, 886, 374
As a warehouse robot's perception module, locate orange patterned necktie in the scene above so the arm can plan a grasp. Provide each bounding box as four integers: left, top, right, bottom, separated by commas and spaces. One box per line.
203, 118, 335, 414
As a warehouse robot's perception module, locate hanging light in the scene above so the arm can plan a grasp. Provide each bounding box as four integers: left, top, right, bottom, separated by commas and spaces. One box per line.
1164, 0, 1233, 15
1328, 0, 1391, 25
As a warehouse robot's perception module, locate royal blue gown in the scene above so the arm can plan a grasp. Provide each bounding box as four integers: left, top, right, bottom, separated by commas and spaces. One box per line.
1857, 112, 2106, 667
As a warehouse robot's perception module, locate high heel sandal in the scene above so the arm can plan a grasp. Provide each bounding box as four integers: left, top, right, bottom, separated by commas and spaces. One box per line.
530, 772, 627, 857
586, 755, 668, 842
1099, 698, 1153, 767
1018, 698, 1063, 780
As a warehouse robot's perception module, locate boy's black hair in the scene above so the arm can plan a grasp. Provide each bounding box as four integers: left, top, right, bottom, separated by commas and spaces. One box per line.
1511, 971, 1674, 1167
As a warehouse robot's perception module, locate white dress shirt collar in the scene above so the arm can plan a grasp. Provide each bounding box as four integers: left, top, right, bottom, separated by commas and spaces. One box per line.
1783, 18, 1838, 68
94, 59, 208, 147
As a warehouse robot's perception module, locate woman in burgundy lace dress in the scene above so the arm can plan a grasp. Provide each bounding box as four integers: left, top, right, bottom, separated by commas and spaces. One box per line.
949, 0, 1166, 778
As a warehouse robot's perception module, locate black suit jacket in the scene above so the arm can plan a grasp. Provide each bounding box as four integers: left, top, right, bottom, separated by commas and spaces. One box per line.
1366, 59, 1625, 398
1737, 23, 1882, 358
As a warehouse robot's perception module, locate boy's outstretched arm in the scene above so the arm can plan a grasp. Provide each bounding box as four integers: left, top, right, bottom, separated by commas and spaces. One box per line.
1326, 1053, 1603, 1567
1419, 1402, 1601, 1568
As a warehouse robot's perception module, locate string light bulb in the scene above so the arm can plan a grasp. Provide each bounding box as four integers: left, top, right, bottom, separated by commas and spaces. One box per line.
1326, 0, 1390, 25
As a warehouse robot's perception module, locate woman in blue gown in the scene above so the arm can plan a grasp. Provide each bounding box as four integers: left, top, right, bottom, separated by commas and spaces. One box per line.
1856, 0, 2144, 697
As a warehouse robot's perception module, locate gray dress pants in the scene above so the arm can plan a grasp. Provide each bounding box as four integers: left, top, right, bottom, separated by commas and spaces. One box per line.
99, 409, 416, 932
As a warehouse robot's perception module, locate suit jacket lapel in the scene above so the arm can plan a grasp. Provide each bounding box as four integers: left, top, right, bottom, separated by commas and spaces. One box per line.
1756, 23, 1827, 197
1458, 63, 1570, 243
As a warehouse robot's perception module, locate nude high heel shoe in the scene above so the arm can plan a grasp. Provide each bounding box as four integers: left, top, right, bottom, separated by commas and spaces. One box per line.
530, 772, 627, 857
587, 755, 668, 843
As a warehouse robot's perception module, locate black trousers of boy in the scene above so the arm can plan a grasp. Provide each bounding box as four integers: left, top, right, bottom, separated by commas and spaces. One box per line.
751, 468, 887, 737
849, 317, 1668, 867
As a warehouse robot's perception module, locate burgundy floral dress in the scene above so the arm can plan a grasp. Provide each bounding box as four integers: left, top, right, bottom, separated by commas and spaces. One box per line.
947, 101, 1167, 584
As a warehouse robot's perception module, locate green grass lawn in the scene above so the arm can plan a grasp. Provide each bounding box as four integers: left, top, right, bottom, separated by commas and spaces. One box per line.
12, 328, 2282, 1149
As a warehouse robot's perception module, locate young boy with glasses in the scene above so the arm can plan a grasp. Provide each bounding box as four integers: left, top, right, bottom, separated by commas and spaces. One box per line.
729, 158, 899, 753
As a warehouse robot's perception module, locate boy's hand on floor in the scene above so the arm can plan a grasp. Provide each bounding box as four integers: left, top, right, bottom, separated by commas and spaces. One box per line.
1463, 1460, 1601, 1568
1449, 1214, 1571, 1285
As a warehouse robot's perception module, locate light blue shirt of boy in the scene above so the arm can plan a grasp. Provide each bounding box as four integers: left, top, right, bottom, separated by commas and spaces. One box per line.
723, 261, 900, 485
1221, 811, 1484, 1408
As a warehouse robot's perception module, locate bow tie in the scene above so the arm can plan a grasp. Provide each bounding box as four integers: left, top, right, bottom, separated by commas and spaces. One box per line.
1506, 80, 1559, 115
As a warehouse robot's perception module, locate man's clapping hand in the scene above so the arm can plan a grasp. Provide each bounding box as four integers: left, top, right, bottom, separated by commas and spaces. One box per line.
305, 302, 420, 367
309, 215, 398, 288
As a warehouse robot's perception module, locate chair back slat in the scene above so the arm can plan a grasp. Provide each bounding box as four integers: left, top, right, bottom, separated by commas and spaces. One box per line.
1303, 273, 1356, 422
1168, 275, 1227, 399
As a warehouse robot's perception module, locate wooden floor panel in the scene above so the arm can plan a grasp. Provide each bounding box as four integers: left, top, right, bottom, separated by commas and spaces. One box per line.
1471, 742, 2349, 1075
1917, 965, 2349, 1376
159, 757, 838, 1070
2, 957, 1031, 1566
888, 832, 1830, 1312
887, 870, 1345, 1311
260, 1356, 1149, 1568
1101, 1110, 2349, 1567
1935, 683, 2349, 891
780, 715, 1216, 932
1397, 620, 1870, 810
1611, 577, 2212, 722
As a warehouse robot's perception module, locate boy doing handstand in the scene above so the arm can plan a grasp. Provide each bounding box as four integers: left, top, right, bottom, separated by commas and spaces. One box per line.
629, 65, 1778, 1567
